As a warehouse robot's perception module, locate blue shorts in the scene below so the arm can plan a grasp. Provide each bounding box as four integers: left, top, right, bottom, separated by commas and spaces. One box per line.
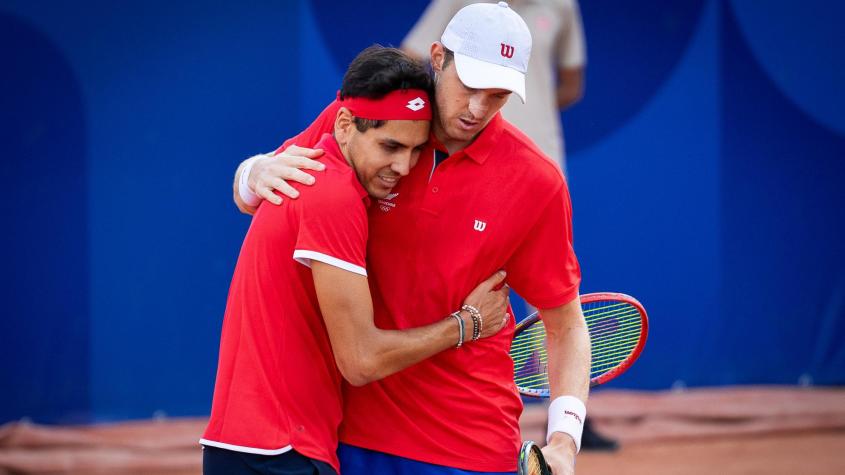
338, 443, 516, 475
202, 445, 336, 475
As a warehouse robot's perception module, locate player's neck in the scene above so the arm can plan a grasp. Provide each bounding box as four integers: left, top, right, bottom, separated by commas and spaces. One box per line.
432, 120, 480, 156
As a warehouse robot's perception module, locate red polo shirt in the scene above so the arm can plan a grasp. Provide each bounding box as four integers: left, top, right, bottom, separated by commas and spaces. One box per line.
201, 134, 368, 472
282, 101, 581, 472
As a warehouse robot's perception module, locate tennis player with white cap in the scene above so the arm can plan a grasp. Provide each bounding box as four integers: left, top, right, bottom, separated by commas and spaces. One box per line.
439, 1, 530, 102
232, 3, 591, 474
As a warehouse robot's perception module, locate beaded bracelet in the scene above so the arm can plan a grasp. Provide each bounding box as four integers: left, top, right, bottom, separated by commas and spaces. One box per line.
461, 304, 483, 341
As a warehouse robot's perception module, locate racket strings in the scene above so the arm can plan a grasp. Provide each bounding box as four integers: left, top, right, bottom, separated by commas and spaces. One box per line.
587, 304, 641, 378
511, 300, 645, 394
591, 334, 641, 357
587, 310, 641, 332
527, 453, 544, 475
519, 442, 550, 475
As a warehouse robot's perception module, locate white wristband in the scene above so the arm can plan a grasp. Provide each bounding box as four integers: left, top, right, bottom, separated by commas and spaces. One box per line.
238, 158, 262, 207
547, 396, 587, 453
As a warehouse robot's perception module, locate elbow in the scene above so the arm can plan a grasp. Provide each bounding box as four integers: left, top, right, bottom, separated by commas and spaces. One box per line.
340, 369, 374, 387
336, 354, 381, 387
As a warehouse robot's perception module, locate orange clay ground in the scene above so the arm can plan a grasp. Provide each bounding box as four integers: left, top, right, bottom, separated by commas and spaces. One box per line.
2, 387, 844, 474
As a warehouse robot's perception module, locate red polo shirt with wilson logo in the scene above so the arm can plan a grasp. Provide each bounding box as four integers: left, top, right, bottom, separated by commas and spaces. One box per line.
281, 101, 581, 472
201, 134, 368, 472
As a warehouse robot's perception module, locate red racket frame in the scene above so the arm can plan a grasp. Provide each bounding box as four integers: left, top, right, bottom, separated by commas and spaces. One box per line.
513, 292, 649, 391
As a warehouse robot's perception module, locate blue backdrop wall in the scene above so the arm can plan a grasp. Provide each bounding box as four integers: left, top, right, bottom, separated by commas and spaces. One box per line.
1, 0, 843, 424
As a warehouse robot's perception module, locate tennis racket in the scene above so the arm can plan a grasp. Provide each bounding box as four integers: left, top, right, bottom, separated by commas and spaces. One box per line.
517, 440, 551, 475
511, 292, 648, 397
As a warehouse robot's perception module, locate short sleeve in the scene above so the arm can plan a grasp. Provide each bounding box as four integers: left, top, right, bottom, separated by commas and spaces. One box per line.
402, 0, 463, 58
557, 0, 587, 69
505, 181, 581, 309
275, 100, 341, 154
292, 179, 368, 276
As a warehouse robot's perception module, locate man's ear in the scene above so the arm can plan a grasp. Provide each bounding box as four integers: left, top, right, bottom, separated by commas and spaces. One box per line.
430, 42, 446, 74
334, 107, 355, 147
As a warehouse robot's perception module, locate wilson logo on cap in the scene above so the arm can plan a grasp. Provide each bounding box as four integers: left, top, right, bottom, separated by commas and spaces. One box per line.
406, 97, 426, 112
500, 43, 515, 59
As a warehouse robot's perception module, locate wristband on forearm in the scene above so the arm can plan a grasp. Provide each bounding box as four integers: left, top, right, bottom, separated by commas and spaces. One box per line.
547, 396, 587, 453
238, 158, 262, 207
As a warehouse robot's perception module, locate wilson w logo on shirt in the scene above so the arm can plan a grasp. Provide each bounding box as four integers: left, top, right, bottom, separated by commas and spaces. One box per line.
473, 220, 487, 232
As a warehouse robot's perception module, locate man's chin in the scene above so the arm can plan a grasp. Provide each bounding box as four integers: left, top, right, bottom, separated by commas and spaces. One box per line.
367, 185, 392, 200
448, 125, 477, 142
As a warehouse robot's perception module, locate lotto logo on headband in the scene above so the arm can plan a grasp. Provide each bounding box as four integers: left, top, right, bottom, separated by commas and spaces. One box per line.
406, 97, 425, 112
339, 88, 432, 120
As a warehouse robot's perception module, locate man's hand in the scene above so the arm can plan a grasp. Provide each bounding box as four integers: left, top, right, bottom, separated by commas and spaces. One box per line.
250, 145, 326, 204
541, 432, 577, 475
462, 270, 510, 339
233, 145, 326, 214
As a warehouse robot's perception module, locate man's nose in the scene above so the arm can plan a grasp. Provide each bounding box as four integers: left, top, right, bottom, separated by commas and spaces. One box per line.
391, 156, 411, 176
468, 94, 490, 118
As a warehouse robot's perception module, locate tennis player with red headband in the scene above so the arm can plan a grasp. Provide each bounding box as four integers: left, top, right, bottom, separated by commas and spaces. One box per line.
231, 3, 590, 475
200, 46, 510, 475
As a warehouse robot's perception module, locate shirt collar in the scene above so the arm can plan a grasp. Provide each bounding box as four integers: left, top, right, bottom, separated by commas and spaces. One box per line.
315, 133, 370, 202
431, 112, 504, 164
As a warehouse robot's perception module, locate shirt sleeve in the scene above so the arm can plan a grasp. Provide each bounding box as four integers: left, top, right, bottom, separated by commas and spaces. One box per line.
557, 0, 587, 69
274, 100, 341, 154
402, 0, 463, 58
292, 178, 368, 277
505, 180, 581, 309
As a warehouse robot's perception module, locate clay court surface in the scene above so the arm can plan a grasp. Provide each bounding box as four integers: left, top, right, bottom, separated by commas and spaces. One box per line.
2, 387, 843, 474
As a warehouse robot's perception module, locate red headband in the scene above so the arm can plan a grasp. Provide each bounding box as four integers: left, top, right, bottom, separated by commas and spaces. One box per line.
338, 89, 432, 121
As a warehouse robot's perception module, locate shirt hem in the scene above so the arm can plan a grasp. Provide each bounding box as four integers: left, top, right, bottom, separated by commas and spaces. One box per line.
529, 284, 580, 310
293, 249, 367, 276
199, 438, 293, 456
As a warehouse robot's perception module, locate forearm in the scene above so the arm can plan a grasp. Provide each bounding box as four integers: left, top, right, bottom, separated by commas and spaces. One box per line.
352, 272, 508, 383
540, 299, 591, 458
556, 67, 584, 111
315, 264, 507, 386
315, 263, 474, 386
545, 311, 590, 401
556, 85, 582, 110
353, 313, 466, 384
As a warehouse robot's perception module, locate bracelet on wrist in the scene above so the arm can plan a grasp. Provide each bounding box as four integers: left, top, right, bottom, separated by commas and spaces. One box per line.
461, 304, 482, 341
448, 312, 464, 348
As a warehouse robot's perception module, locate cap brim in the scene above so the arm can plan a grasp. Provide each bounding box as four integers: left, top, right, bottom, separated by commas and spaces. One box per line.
453, 53, 526, 103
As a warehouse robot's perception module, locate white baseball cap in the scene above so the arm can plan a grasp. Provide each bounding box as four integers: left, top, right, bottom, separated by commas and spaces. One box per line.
440, 1, 532, 103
